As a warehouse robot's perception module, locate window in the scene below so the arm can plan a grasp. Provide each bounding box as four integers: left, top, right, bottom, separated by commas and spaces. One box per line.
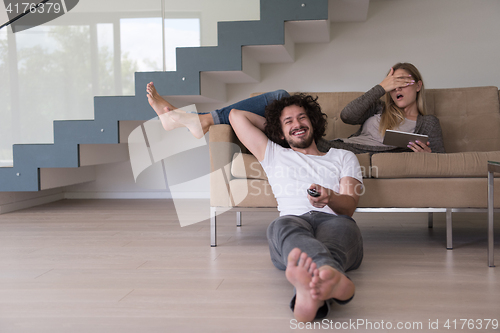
0, 12, 201, 163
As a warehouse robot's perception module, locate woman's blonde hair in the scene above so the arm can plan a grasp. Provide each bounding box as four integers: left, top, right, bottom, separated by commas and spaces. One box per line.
379, 62, 426, 136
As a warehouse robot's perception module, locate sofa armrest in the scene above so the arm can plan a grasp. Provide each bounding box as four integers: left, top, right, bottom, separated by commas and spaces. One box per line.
209, 125, 242, 207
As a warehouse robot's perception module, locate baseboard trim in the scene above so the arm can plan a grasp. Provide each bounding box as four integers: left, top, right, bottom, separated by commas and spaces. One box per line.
0, 191, 210, 214
0, 192, 65, 214
64, 191, 211, 199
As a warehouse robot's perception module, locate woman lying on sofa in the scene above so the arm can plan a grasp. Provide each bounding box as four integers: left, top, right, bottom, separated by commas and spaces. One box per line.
146, 62, 445, 154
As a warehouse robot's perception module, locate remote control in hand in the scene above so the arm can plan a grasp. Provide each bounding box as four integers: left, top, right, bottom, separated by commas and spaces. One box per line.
307, 188, 320, 197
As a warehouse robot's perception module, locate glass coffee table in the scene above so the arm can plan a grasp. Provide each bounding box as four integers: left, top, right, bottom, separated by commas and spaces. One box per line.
488, 161, 500, 267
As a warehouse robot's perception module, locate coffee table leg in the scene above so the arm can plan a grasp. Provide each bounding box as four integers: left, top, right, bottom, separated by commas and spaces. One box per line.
488, 170, 494, 267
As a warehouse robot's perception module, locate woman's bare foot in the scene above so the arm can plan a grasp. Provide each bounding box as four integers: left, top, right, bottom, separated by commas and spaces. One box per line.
310, 265, 355, 302
146, 82, 177, 116
146, 82, 214, 138
168, 111, 205, 139
147, 82, 185, 132
285, 248, 324, 323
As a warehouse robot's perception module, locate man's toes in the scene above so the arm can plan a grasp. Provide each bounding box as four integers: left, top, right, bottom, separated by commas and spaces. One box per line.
297, 252, 308, 268
304, 257, 313, 271
287, 248, 302, 267
308, 262, 317, 274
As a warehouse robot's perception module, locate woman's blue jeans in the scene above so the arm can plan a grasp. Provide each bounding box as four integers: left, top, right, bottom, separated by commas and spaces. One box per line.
210, 89, 290, 125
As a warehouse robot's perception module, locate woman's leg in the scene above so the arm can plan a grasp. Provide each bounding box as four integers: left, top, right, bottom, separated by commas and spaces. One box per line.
211, 89, 290, 125
146, 82, 289, 138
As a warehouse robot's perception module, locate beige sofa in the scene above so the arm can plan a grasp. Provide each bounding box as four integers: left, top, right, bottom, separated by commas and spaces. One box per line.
209, 86, 500, 247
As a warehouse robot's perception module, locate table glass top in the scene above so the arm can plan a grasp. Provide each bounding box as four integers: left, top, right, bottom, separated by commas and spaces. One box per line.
488, 160, 500, 172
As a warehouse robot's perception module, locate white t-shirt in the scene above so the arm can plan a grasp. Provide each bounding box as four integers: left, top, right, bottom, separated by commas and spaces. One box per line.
259, 140, 363, 217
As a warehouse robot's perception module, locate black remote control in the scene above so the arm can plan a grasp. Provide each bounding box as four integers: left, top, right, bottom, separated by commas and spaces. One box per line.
307, 188, 320, 197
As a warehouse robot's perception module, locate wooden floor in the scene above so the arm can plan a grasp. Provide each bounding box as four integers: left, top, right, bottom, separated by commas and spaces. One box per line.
0, 199, 499, 333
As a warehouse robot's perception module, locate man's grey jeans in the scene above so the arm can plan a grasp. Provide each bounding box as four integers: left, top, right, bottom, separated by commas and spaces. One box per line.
267, 211, 364, 319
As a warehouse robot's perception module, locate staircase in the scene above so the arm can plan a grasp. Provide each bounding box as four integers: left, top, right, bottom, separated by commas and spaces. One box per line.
0, 0, 369, 192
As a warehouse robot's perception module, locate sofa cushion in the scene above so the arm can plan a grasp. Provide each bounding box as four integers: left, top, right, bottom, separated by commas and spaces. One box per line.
425, 86, 500, 153
229, 179, 277, 207
358, 178, 500, 208
231, 152, 267, 180
231, 152, 372, 180
356, 153, 371, 178
371, 151, 500, 178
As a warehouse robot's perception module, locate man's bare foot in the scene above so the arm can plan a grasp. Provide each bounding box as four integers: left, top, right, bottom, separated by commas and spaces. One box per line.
285, 248, 324, 322
310, 265, 355, 303
146, 82, 177, 116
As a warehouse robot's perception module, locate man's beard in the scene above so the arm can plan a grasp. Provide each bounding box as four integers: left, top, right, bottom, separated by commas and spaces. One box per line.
285, 127, 314, 149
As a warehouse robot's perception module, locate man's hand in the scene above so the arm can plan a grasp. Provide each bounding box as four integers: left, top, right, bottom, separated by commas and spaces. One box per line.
307, 184, 331, 209
308, 177, 362, 217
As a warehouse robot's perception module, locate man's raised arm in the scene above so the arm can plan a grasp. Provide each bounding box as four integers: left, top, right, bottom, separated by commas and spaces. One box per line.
228, 109, 269, 161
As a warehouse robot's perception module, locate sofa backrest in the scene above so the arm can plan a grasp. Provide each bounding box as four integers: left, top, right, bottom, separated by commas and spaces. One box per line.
302, 86, 500, 153
425, 86, 500, 153
305, 92, 363, 141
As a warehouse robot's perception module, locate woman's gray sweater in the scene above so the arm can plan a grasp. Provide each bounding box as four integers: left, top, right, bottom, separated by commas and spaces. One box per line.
317, 85, 446, 154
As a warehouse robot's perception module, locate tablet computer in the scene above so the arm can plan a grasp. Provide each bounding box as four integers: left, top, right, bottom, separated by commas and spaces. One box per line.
382, 130, 429, 148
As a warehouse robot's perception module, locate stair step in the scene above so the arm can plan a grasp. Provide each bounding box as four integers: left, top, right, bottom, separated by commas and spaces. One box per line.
93, 95, 153, 122
217, 20, 285, 47
0, 165, 40, 191
40, 166, 95, 190
202, 47, 261, 84
53, 120, 120, 145
286, 20, 330, 44
119, 121, 146, 143
79, 144, 129, 167
243, 26, 295, 64
328, 0, 370, 22
13, 143, 79, 168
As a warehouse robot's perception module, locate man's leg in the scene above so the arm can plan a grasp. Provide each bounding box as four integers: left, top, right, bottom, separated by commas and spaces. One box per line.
267, 212, 363, 321
284, 248, 323, 323
266, 214, 339, 322
313, 212, 364, 273
267, 214, 324, 271
308, 212, 363, 309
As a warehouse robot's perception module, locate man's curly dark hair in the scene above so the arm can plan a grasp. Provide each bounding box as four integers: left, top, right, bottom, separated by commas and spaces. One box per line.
264, 93, 327, 148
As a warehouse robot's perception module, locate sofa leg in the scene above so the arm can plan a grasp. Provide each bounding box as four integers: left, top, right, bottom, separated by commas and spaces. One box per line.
428, 212, 434, 228
210, 207, 217, 247
236, 211, 242, 227
446, 209, 453, 250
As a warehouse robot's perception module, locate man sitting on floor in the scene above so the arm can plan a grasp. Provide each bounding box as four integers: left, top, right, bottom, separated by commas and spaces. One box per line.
228, 93, 364, 322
